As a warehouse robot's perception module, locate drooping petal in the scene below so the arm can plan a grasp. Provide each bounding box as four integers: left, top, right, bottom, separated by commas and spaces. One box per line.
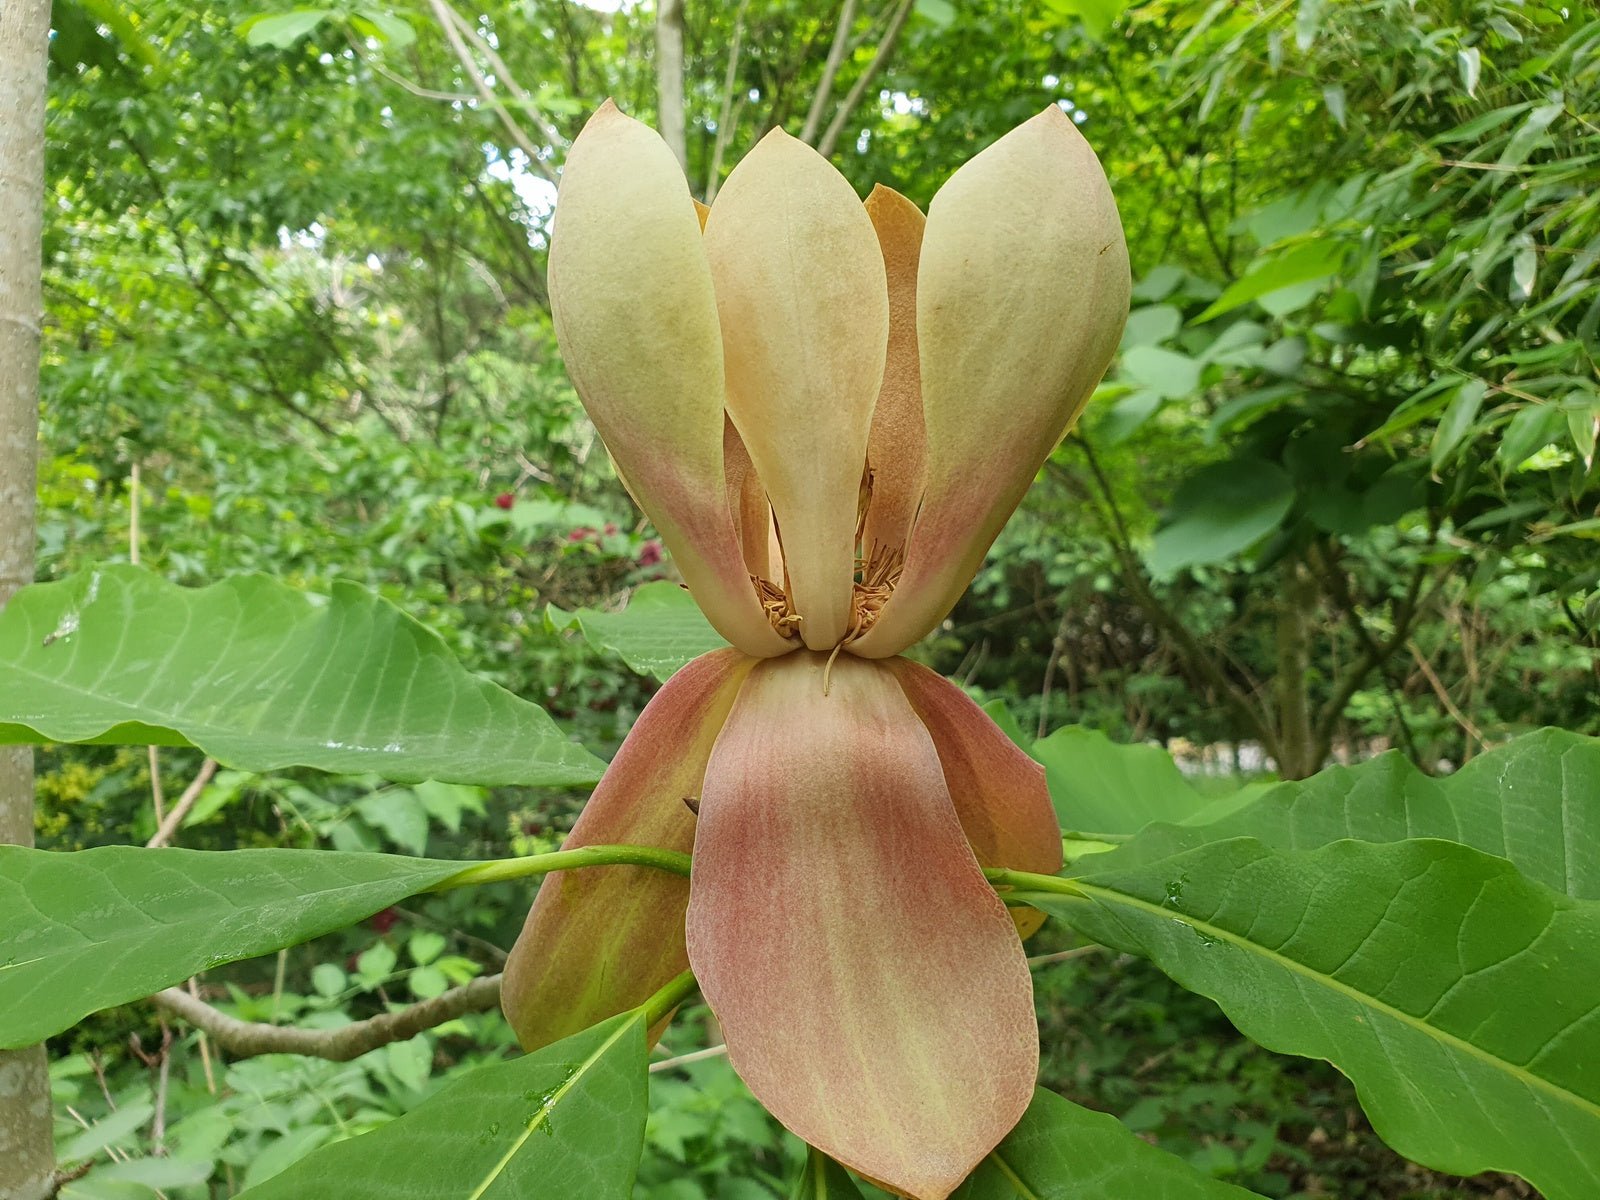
852, 108, 1130, 658
862, 185, 927, 562
549, 102, 790, 657
885, 658, 1062, 937
502, 649, 754, 1049
703, 129, 889, 651
686, 653, 1037, 1200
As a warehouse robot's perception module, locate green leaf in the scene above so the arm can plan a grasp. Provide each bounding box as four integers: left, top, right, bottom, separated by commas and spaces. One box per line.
354, 10, 417, 47
0, 845, 469, 1047
71, 0, 163, 69
1498, 99, 1564, 168
1146, 460, 1295, 577
1498, 404, 1566, 468
0, 566, 602, 787
1036, 837, 1600, 1200
1119, 346, 1201, 398
789, 1148, 865, 1199
234, 1011, 649, 1199
239, 10, 333, 48
1430, 378, 1488, 467
1195, 242, 1345, 322
1031, 726, 1208, 836
547, 581, 727, 682
1093, 730, 1600, 901
952, 1087, 1261, 1198
1119, 304, 1182, 348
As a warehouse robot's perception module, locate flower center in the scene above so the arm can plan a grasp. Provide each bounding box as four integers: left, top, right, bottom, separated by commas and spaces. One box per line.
752, 540, 903, 648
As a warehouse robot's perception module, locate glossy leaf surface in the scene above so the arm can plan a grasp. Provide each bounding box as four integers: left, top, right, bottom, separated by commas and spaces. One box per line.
0, 846, 469, 1047
1036, 837, 1600, 1200
236, 1011, 649, 1199
0, 566, 602, 785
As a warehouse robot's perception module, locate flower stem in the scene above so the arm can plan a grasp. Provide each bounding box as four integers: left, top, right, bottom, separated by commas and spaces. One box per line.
429, 843, 693, 892
983, 866, 1088, 899
640, 969, 698, 1028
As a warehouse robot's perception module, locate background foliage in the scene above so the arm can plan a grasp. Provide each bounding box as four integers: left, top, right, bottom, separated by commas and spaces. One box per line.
28, 0, 1596, 1196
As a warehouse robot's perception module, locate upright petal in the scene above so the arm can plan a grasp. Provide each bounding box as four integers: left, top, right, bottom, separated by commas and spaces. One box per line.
502, 649, 754, 1049
550, 102, 790, 657
852, 108, 1130, 658
886, 658, 1062, 937
686, 653, 1037, 1200
703, 129, 889, 650
862, 185, 927, 563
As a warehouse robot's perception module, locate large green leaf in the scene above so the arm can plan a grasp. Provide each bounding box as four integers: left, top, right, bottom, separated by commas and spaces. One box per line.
236, 1010, 649, 1199
0, 845, 472, 1047
547, 580, 727, 682
1031, 726, 1211, 836
0, 566, 602, 786
1094, 730, 1600, 900
953, 1088, 1261, 1198
1033, 838, 1600, 1200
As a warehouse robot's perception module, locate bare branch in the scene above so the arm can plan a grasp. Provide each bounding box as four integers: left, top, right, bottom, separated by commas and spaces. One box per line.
650, 1043, 727, 1073
427, 0, 558, 184
705, 0, 751, 201
1408, 639, 1486, 752
817, 0, 915, 159
655, 0, 688, 168
439, 2, 568, 153
801, 0, 859, 145
145, 759, 220, 849
153, 974, 503, 1061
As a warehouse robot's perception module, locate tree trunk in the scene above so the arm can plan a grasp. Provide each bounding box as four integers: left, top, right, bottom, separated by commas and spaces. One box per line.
655, 0, 687, 169
1273, 559, 1319, 780
0, 2, 54, 1196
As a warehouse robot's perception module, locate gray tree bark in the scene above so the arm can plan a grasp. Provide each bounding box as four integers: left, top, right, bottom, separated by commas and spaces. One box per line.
655, 0, 687, 168
0, 1, 54, 1196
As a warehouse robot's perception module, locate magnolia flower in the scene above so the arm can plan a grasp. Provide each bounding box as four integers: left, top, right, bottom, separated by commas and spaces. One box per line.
503, 101, 1128, 1199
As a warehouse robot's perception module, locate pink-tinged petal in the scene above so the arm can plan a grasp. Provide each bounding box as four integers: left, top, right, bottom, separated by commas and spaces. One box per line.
550, 102, 790, 657
885, 658, 1061, 938
686, 653, 1037, 1200
863, 185, 927, 563
502, 649, 754, 1049
852, 108, 1130, 658
703, 129, 889, 651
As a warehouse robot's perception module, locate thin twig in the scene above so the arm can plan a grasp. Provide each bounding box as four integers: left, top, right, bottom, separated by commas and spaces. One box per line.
649, 1043, 728, 1073
705, 0, 751, 202
817, 0, 915, 158
1026, 944, 1103, 969
144, 759, 219, 849
1408, 639, 1486, 752
427, 0, 558, 184
153, 974, 503, 1061
440, 2, 567, 158
801, 0, 859, 145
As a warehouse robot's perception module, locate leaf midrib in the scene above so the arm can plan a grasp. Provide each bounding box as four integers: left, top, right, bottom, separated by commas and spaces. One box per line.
465, 1013, 639, 1200
1069, 880, 1600, 1122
